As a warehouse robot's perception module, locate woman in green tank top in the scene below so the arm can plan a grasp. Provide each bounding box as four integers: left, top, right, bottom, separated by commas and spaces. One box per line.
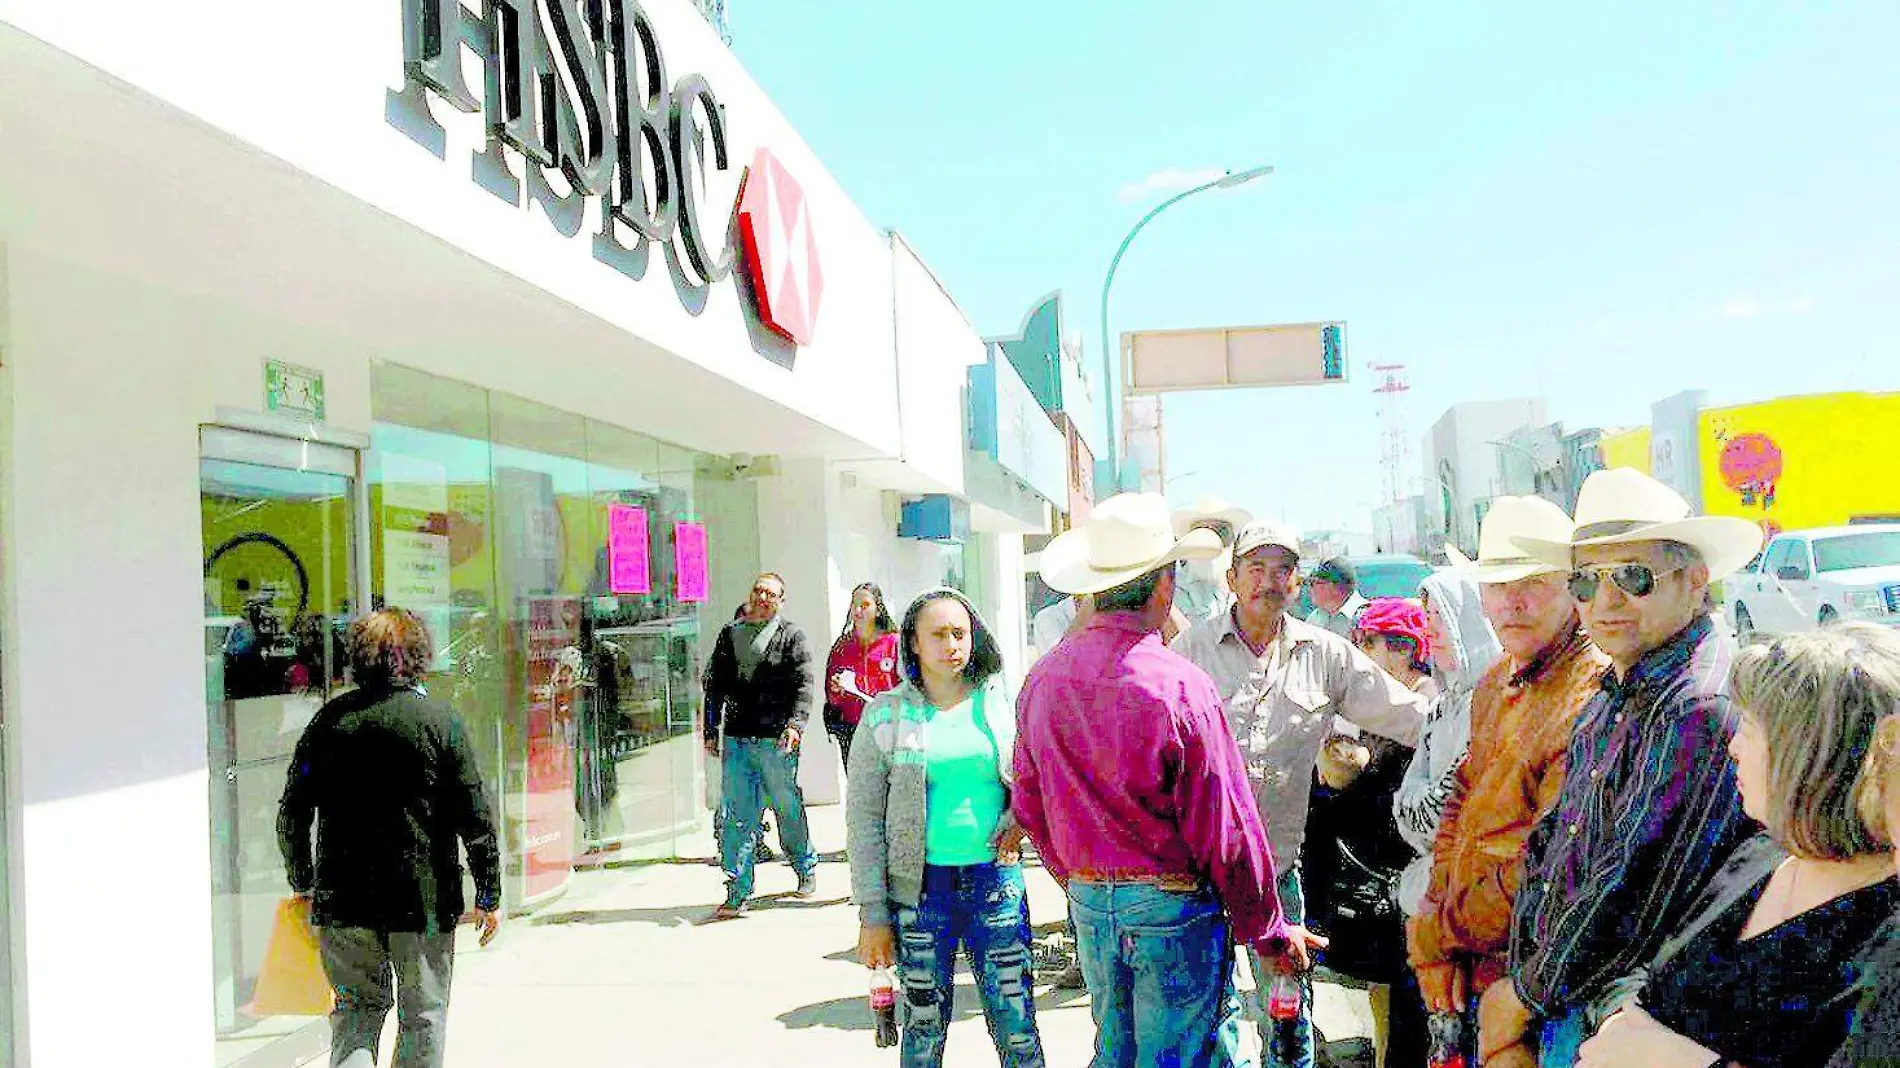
845, 588, 1045, 1067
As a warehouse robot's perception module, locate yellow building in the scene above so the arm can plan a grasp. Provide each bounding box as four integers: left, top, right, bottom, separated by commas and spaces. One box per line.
1598, 426, 1653, 474
1697, 391, 1900, 537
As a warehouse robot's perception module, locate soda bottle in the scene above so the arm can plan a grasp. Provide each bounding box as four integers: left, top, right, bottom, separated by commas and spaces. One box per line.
1266, 972, 1302, 1062
870, 967, 899, 1048
1426, 1011, 1468, 1068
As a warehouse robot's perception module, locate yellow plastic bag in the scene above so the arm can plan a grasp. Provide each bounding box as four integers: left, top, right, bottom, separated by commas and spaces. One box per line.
246, 897, 335, 1017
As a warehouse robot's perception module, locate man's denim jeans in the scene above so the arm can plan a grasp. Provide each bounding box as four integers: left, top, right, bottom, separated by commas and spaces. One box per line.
1069, 881, 1240, 1068
894, 863, 1045, 1068
1248, 868, 1314, 1068
718, 738, 815, 901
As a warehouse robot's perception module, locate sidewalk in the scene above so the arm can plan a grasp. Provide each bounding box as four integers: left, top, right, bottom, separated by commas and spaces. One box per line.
328, 805, 1373, 1067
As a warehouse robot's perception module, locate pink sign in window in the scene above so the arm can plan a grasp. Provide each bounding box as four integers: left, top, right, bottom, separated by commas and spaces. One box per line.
675, 521, 709, 602
607, 504, 651, 595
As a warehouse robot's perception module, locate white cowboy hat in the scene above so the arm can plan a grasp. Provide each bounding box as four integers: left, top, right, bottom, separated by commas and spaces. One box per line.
1171, 496, 1253, 543
1512, 468, 1764, 580
1040, 493, 1224, 595
1452, 496, 1577, 585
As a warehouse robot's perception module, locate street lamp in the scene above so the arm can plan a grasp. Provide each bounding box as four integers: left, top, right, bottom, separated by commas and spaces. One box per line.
1488, 438, 1547, 495
1098, 164, 1275, 495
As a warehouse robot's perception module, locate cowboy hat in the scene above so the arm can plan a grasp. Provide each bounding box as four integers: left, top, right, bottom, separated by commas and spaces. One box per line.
1040, 493, 1224, 595
1452, 496, 1576, 585
1512, 468, 1764, 580
1171, 496, 1253, 543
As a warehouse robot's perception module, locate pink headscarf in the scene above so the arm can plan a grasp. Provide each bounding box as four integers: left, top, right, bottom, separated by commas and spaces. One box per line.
1353, 597, 1432, 666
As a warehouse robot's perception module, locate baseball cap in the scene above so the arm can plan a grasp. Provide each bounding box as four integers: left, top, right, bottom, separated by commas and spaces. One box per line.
1232, 521, 1301, 561
1312, 558, 1357, 588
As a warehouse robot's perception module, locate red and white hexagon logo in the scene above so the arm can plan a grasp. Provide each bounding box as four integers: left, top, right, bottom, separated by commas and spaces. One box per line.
737, 147, 823, 346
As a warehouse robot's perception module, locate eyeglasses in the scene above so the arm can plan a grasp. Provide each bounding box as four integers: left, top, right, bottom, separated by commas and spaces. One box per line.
1567, 564, 1683, 602
1356, 634, 1419, 655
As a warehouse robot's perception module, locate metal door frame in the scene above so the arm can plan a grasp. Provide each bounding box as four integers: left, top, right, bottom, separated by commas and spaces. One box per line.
199, 418, 370, 1068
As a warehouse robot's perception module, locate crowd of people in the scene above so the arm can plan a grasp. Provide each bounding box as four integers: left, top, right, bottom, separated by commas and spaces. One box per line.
837, 467, 1900, 1068
269, 464, 1900, 1068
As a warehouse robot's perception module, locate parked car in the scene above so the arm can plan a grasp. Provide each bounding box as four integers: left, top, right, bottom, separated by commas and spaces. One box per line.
1292, 553, 1435, 620
1728, 524, 1900, 638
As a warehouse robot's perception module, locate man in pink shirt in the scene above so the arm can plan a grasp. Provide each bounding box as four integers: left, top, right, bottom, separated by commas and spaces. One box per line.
1015, 494, 1320, 1068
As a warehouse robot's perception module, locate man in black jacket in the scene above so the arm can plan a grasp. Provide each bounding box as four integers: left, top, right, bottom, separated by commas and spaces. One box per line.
705, 571, 820, 917
279, 608, 501, 1068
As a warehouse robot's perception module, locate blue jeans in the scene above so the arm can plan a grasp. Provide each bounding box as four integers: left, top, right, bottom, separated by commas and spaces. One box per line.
1070, 881, 1241, 1068
1538, 1006, 1589, 1068
1248, 868, 1314, 1068
895, 864, 1044, 1068
719, 738, 816, 900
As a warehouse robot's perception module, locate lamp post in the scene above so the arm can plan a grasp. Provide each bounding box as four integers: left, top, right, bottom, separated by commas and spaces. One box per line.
1098, 164, 1274, 496
1164, 470, 1201, 488
1488, 438, 1547, 496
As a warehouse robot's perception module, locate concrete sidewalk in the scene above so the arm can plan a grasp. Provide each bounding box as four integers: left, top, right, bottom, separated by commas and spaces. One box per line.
339, 805, 1374, 1067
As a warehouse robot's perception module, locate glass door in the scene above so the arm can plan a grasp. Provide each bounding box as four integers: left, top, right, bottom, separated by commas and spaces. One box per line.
201, 428, 361, 1068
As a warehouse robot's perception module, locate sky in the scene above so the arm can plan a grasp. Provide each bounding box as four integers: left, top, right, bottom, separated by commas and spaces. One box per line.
730, 2, 1900, 533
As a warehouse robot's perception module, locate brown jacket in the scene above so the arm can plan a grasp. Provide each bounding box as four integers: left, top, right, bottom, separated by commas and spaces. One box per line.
1408, 625, 1608, 993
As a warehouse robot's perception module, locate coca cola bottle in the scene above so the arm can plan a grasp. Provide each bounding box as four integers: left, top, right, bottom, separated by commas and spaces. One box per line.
1427, 1011, 1468, 1068
870, 967, 898, 1048
1266, 972, 1302, 1062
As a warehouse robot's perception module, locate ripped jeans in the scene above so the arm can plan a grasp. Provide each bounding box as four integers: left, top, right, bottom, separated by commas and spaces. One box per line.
895, 863, 1045, 1068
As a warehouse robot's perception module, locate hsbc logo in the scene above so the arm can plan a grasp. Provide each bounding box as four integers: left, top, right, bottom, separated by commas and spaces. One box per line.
738, 148, 823, 346
398, 0, 822, 348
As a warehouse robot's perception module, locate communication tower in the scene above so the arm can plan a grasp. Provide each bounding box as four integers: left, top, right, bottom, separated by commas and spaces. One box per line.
1371, 364, 1411, 504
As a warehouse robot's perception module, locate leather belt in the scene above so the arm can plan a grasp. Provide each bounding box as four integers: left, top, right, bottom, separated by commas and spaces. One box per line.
1067, 870, 1203, 893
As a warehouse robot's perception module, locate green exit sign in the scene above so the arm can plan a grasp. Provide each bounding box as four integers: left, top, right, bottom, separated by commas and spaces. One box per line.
265, 360, 325, 421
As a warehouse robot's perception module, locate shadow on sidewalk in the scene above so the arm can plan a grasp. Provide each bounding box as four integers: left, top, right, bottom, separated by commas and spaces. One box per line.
778, 985, 1090, 1033
532, 893, 854, 930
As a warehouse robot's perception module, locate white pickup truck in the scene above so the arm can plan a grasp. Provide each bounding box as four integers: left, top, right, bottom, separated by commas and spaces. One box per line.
1728, 524, 1900, 638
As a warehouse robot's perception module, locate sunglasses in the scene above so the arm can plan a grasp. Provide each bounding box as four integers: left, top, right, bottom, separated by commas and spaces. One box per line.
1567, 564, 1683, 602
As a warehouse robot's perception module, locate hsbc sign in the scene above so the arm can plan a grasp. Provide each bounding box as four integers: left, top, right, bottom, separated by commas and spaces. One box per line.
738, 148, 823, 346
398, 0, 822, 345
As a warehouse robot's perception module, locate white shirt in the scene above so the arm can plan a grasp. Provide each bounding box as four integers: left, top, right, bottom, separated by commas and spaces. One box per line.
1171, 610, 1429, 869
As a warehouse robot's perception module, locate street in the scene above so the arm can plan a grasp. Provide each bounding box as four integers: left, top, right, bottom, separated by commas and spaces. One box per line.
394, 805, 1376, 1068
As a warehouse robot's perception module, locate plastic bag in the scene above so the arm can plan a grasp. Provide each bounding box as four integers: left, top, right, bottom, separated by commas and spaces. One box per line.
245, 897, 334, 1017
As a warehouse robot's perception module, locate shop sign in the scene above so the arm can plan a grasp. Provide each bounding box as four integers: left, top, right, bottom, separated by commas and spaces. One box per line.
969, 349, 1067, 505
265, 360, 325, 421
674, 521, 709, 602
606, 503, 651, 595
400, 0, 822, 344
737, 148, 822, 345
523, 595, 581, 898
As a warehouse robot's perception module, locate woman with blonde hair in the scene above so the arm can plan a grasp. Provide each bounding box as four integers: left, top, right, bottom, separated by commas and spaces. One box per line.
1828, 630, 1900, 1068
1579, 622, 1900, 1068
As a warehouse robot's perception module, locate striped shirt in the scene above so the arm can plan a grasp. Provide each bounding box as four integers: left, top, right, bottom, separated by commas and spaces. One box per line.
1508, 615, 1752, 1016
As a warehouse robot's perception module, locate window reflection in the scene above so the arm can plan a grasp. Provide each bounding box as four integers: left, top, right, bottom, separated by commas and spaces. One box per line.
369, 365, 723, 908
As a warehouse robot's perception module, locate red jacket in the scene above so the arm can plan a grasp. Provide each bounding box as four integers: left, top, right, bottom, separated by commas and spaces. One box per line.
823, 631, 901, 727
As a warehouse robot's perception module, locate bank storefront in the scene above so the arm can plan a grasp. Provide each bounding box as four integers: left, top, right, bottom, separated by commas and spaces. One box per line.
0, 0, 966, 1063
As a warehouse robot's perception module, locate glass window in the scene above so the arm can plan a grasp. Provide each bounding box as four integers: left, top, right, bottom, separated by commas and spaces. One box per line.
369, 365, 724, 903
368, 365, 507, 914
1763, 540, 1796, 576
1814, 531, 1900, 573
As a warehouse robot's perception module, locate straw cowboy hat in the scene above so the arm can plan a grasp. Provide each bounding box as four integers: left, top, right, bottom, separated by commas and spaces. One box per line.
1512, 468, 1764, 580
1451, 495, 1576, 585
1040, 493, 1224, 595
1171, 496, 1253, 543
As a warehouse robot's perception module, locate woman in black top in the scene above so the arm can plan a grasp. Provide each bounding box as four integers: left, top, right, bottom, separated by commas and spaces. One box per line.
1580, 624, 1900, 1068
1830, 681, 1900, 1068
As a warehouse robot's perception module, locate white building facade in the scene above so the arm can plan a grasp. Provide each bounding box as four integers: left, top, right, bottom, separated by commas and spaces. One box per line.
0, 4, 1053, 1065
1422, 397, 1548, 557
